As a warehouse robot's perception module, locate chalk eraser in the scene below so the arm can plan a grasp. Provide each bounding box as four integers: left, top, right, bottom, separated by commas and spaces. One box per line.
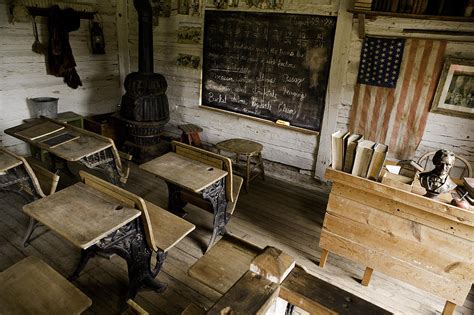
276, 120, 290, 126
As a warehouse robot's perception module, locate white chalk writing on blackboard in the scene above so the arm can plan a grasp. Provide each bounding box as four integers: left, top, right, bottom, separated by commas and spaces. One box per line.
201, 11, 336, 131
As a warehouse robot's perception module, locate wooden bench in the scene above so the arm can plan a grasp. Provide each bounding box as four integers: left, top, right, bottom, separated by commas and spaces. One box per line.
0, 256, 91, 314
79, 170, 195, 256
188, 235, 390, 314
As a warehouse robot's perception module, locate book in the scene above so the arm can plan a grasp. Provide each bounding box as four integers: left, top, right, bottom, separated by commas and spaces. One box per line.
16, 121, 64, 141
367, 143, 388, 181
351, 140, 376, 177
391, 0, 400, 12
381, 172, 414, 192
343, 134, 363, 173
331, 130, 349, 171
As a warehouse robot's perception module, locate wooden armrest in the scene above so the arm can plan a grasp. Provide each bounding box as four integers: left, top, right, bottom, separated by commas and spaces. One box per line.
118, 151, 133, 184
125, 299, 149, 315
145, 200, 195, 252
27, 159, 60, 195
227, 175, 243, 215
119, 151, 133, 161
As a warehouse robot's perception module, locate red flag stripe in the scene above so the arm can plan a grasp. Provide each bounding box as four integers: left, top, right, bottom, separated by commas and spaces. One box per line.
388, 39, 420, 150
349, 38, 446, 159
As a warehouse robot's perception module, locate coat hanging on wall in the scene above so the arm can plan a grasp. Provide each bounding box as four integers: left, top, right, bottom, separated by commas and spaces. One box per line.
47, 5, 82, 89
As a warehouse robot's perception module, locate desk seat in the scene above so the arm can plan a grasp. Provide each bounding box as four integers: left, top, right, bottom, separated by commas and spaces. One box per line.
0, 256, 91, 314
80, 171, 195, 254
145, 200, 195, 252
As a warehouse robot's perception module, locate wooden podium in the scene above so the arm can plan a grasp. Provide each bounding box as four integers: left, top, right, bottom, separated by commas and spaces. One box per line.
319, 168, 473, 315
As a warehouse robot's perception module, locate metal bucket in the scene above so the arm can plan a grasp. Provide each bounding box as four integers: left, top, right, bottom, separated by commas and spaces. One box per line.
29, 97, 59, 118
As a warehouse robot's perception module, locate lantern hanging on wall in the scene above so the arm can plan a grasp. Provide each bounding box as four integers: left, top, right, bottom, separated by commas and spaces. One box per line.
90, 17, 105, 54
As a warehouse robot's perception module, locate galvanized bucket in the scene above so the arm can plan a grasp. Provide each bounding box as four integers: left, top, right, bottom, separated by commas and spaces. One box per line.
29, 97, 59, 118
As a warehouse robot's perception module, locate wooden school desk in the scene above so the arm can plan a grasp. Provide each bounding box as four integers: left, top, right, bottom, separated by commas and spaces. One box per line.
0, 147, 43, 201
23, 182, 156, 299
140, 151, 228, 251
5, 117, 128, 185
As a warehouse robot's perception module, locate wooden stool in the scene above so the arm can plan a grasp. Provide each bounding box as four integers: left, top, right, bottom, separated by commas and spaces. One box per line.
179, 124, 203, 148
216, 138, 265, 192
0, 256, 91, 314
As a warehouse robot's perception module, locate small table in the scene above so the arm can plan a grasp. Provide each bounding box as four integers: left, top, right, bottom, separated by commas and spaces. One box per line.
216, 138, 265, 192
140, 152, 228, 250
5, 117, 126, 185
0, 256, 91, 314
23, 183, 164, 299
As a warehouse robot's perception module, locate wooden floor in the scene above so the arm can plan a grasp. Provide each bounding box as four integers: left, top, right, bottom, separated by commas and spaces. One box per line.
0, 163, 473, 315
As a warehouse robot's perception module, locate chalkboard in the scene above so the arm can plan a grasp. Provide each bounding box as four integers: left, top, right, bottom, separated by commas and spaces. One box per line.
201, 11, 337, 132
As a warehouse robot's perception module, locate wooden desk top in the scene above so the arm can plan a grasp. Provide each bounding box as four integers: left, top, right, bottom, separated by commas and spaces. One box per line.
23, 183, 141, 249
0, 256, 91, 315
0, 149, 23, 173
5, 119, 112, 162
140, 152, 228, 193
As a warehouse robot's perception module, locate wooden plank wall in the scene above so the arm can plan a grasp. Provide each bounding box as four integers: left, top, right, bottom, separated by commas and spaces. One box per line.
126, 0, 340, 176
125, 0, 473, 182
0, 0, 122, 153
338, 16, 474, 166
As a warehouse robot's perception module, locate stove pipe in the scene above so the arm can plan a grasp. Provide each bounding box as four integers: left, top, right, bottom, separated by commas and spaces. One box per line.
135, 0, 153, 74
119, 0, 169, 162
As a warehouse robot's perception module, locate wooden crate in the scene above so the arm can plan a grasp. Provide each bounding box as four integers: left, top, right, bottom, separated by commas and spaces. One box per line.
319, 168, 474, 311
84, 112, 124, 147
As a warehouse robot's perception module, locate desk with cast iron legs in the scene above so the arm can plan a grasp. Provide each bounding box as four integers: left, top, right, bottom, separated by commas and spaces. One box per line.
23, 182, 165, 299
5, 117, 127, 185
0, 148, 42, 202
140, 152, 228, 252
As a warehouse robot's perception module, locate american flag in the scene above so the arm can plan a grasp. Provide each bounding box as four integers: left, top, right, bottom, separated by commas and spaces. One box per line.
357, 37, 405, 88
349, 38, 447, 159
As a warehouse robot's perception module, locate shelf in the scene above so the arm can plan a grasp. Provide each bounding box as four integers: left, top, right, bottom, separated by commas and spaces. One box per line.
349, 9, 474, 23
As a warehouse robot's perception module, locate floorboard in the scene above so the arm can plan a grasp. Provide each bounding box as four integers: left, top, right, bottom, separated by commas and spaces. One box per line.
0, 162, 472, 315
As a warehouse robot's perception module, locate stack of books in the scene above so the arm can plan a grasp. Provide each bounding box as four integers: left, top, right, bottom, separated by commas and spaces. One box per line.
331, 130, 388, 181
369, 0, 466, 16
354, 0, 373, 10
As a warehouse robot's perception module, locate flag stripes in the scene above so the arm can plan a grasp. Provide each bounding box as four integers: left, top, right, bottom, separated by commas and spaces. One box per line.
349, 39, 447, 159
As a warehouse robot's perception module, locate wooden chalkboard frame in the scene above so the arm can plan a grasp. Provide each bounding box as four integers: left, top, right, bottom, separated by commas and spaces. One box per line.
200, 10, 337, 133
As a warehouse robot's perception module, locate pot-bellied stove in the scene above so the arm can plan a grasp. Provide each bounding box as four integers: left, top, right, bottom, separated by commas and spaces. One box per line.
118, 0, 169, 163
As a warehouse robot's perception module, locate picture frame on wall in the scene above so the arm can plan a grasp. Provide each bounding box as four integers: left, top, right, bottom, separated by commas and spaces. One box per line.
431, 58, 474, 119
